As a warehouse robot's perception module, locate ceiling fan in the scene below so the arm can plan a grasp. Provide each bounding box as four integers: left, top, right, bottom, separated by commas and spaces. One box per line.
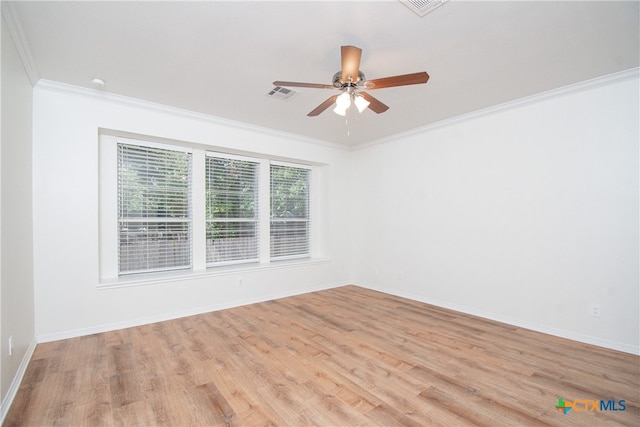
273, 45, 429, 117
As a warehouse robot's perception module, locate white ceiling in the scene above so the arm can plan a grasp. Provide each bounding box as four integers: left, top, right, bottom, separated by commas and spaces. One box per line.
7, 0, 640, 146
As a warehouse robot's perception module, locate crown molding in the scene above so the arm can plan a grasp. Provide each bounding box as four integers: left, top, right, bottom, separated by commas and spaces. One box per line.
1, 1, 40, 85
34, 79, 350, 152
356, 67, 640, 150
25, 52, 639, 153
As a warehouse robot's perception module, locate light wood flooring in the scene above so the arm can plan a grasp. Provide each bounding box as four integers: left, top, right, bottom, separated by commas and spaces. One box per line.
5, 285, 639, 426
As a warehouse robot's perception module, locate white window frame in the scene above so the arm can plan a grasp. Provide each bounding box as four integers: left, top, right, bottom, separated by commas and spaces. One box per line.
270, 161, 312, 261
100, 136, 199, 278
117, 141, 193, 275
99, 134, 323, 283
205, 152, 262, 267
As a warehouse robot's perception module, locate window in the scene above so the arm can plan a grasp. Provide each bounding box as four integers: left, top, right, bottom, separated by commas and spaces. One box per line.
270, 164, 310, 259
100, 135, 318, 280
118, 143, 192, 274
206, 154, 259, 265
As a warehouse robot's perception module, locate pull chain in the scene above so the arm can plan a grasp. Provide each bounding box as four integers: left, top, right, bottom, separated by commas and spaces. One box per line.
345, 106, 350, 137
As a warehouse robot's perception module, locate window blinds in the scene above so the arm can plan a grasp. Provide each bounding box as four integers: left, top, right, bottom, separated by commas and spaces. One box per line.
270, 164, 310, 259
118, 143, 192, 274
205, 155, 259, 265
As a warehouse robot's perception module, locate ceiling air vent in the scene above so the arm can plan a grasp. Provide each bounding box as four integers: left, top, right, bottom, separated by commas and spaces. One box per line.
266, 86, 299, 101
400, 0, 448, 17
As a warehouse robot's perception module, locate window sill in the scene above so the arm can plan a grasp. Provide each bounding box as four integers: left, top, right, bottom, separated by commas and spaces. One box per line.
97, 257, 332, 290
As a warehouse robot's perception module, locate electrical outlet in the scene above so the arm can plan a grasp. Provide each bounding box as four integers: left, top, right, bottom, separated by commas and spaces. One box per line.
8, 336, 14, 356
591, 304, 601, 318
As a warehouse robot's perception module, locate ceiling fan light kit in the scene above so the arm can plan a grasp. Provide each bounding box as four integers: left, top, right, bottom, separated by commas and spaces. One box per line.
333, 92, 351, 116
353, 93, 370, 113
273, 45, 429, 118
332, 91, 370, 117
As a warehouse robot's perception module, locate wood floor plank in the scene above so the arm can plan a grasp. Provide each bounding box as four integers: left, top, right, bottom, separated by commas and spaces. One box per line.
5, 285, 639, 426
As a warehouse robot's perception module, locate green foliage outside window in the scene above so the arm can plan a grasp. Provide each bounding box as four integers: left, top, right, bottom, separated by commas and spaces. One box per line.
270, 165, 309, 219
118, 144, 190, 219
206, 157, 258, 240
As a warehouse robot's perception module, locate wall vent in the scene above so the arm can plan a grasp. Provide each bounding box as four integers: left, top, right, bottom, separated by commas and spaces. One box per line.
266, 86, 299, 101
400, 0, 448, 17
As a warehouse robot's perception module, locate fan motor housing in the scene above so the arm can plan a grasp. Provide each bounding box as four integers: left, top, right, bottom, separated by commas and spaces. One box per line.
333, 71, 366, 88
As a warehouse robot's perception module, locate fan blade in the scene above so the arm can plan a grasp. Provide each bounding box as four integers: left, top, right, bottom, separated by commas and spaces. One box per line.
364, 71, 429, 90
360, 92, 389, 114
307, 95, 340, 117
341, 46, 362, 84
273, 81, 335, 89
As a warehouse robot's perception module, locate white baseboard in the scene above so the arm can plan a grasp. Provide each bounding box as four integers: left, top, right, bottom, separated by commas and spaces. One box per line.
4, 282, 348, 423
1, 339, 37, 424
37, 281, 349, 343
360, 283, 640, 356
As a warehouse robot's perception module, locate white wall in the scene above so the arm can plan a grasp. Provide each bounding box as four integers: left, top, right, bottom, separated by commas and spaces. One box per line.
31, 72, 640, 354
1, 12, 35, 410
31, 82, 352, 340
351, 72, 639, 354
